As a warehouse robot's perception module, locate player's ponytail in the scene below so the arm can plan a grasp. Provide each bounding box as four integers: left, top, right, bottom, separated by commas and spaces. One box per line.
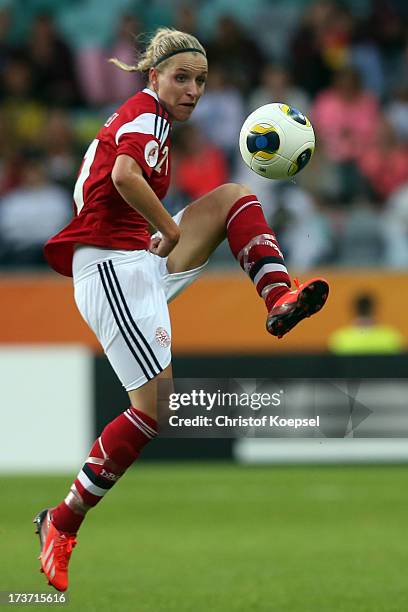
109, 27, 206, 74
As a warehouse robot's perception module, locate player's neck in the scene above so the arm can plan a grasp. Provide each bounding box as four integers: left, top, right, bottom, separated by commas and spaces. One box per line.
144, 87, 173, 120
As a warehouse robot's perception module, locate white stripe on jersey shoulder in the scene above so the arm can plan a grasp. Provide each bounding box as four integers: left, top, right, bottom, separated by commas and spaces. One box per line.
142, 87, 159, 100
115, 89, 169, 146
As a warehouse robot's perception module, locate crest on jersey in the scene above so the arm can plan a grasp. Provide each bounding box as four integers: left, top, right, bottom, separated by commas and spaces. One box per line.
155, 327, 171, 348
145, 140, 159, 167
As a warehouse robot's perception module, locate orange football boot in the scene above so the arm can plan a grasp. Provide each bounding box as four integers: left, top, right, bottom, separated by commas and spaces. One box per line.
266, 277, 329, 338
33, 508, 77, 592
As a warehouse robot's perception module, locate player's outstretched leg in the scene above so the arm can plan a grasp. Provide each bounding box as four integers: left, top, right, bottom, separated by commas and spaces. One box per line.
168, 184, 329, 338
33, 390, 161, 590
225, 192, 329, 338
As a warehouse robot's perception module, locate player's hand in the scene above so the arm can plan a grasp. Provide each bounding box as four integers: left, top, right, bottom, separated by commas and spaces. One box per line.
149, 229, 180, 258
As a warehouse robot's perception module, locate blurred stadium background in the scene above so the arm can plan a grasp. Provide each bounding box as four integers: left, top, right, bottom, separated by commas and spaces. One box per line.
1, 0, 408, 610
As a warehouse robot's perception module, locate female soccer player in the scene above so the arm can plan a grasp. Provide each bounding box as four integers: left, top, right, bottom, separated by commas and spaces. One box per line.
34, 27, 328, 591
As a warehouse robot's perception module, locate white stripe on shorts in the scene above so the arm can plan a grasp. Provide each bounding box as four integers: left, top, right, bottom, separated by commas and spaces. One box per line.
97, 261, 162, 381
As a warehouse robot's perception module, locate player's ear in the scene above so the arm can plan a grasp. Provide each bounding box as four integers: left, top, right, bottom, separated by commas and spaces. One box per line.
149, 67, 159, 91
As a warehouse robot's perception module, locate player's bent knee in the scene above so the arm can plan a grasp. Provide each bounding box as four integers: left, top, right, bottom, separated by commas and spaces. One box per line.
217, 182, 252, 202
214, 184, 253, 221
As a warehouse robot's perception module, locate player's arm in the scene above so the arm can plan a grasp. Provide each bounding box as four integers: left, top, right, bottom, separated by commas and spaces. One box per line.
112, 154, 180, 257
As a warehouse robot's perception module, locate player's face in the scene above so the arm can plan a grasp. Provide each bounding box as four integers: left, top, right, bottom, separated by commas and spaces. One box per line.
150, 53, 208, 121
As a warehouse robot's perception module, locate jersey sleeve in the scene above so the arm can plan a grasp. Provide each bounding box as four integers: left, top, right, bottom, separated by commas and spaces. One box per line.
114, 111, 170, 178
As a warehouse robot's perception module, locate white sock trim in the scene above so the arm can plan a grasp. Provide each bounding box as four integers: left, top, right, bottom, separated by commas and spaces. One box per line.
254, 264, 289, 287
226, 200, 261, 230
261, 282, 288, 299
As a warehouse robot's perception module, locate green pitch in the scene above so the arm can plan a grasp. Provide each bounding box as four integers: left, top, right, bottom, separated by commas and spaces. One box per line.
1, 463, 408, 612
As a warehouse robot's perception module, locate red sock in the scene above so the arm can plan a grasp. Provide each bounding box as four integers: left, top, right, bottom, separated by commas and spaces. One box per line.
226, 195, 291, 310
52, 407, 157, 534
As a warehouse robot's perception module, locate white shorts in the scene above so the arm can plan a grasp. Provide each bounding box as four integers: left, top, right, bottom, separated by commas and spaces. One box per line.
72, 209, 207, 391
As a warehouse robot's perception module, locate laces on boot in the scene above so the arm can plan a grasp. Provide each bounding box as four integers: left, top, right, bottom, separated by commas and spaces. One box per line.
54, 534, 77, 570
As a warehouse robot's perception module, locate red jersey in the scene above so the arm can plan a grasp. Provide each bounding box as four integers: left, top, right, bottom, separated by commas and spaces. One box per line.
44, 88, 172, 277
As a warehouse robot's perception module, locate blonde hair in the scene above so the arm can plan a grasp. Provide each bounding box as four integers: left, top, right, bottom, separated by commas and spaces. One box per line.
109, 27, 206, 73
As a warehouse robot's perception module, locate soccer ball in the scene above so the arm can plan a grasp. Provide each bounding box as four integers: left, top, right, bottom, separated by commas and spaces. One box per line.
239, 103, 315, 179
